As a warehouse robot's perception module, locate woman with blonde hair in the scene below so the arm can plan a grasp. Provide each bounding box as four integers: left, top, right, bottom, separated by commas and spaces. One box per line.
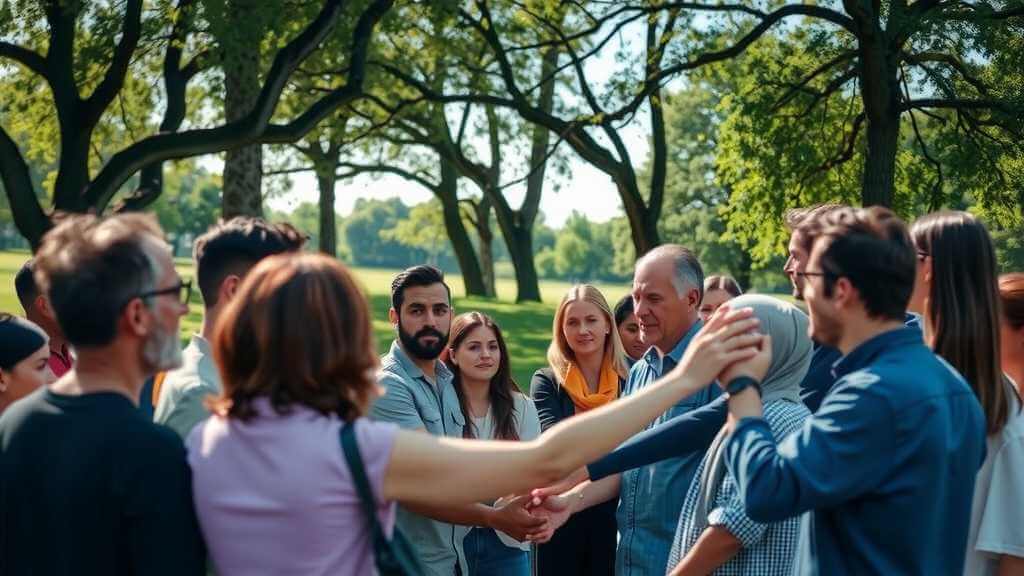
529, 284, 629, 576
187, 255, 765, 576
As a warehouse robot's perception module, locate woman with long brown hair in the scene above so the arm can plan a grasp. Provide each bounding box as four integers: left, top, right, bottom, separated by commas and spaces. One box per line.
530, 284, 629, 576
443, 311, 541, 575
186, 254, 766, 576
909, 212, 1021, 575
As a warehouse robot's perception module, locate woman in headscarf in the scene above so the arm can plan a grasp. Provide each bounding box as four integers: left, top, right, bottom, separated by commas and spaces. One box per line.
0, 313, 56, 414
666, 295, 812, 575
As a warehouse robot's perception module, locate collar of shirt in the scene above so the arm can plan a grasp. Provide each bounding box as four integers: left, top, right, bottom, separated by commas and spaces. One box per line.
831, 327, 922, 381
640, 319, 703, 377
388, 340, 453, 384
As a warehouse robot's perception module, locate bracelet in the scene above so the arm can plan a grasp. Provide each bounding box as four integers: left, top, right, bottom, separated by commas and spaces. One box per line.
725, 376, 761, 398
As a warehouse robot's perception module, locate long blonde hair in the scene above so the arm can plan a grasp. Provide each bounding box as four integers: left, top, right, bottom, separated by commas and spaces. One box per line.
547, 284, 630, 384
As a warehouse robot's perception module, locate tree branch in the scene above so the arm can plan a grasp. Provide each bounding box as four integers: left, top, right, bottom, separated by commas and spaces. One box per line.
0, 123, 49, 246
85, 0, 144, 122
0, 42, 49, 78
86, 0, 394, 212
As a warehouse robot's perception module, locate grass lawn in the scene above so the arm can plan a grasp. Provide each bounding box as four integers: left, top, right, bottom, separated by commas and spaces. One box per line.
0, 250, 633, 390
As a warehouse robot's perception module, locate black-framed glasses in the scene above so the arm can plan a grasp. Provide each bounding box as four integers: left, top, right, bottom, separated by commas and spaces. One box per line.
137, 279, 192, 306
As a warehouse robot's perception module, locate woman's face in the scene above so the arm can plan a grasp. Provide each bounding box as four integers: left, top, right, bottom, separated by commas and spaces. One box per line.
562, 300, 609, 359
1, 343, 54, 408
450, 325, 501, 383
617, 312, 646, 361
699, 289, 734, 323
908, 247, 930, 316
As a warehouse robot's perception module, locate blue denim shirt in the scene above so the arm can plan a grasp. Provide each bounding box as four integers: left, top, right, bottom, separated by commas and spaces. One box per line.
371, 341, 467, 576
616, 320, 721, 576
725, 327, 986, 575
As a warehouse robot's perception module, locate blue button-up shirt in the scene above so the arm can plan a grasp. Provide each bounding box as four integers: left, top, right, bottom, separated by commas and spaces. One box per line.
371, 341, 466, 576
725, 327, 985, 575
616, 320, 721, 576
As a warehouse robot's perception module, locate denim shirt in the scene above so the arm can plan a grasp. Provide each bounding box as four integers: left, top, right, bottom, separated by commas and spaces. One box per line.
725, 327, 986, 576
616, 320, 721, 576
371, 341, 467, 576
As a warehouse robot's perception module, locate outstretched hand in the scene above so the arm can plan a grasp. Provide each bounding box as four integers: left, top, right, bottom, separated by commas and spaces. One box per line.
524, 494, 572, 543
718, 333, 772, 387
665, 304, 763, 387
490, 494, 548, 542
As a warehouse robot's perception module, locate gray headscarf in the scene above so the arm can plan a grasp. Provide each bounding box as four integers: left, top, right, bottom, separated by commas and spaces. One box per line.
693, 294, 812, 524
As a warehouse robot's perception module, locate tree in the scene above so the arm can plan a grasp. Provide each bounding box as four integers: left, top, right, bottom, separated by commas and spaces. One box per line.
343, 197, 428, 269
382, 198, 450, 267
0, 0, 394, 248
150, 160, 222, 256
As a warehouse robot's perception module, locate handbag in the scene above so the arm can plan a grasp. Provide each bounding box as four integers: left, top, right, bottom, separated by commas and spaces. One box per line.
340, 422, 427, 576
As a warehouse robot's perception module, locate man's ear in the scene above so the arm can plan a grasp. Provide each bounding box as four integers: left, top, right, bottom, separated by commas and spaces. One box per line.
0, 371, 8, 393
687, 287, 701, 310
220, 275, 242, 303
832, 277, 856, 311
121, 298, 152, 338
388, 308, 399, 327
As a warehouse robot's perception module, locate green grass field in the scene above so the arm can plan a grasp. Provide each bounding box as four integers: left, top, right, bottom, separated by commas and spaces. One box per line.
0, 250, 632, 389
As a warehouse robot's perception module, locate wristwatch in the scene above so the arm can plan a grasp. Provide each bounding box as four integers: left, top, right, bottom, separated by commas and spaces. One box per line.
725, 376, 762, 398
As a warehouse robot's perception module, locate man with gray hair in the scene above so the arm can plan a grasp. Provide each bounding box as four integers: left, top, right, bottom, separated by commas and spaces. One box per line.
605, 244, 723, 575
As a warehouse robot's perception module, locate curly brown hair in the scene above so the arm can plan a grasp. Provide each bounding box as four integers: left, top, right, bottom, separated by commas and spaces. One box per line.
208, 253, 379, 422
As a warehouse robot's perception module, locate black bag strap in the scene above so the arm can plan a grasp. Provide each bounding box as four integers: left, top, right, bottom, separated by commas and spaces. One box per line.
340, 421, 389, 541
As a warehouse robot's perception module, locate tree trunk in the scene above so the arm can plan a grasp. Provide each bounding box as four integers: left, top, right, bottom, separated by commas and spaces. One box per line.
315, 167, 337, 256
436, 159, 488, 297
861, 115, 899, 207
221, 0, 263, 218
502, 220, 542, 303
471, 195, 496, 297
618, 178, 661, 257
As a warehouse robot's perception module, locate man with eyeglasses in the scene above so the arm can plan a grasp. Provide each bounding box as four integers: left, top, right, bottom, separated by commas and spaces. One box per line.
153, 217, 304, 438
0, 213, 205, 575
722, 207, 985, 575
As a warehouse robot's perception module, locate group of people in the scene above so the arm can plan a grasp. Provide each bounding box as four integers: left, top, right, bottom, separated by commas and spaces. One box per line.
0, 204, 1021, 576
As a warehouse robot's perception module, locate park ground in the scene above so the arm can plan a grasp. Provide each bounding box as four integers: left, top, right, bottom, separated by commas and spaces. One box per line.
0, 250, 633, 390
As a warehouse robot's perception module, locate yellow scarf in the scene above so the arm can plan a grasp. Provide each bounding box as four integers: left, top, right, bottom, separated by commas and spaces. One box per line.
562, 358, 619, 413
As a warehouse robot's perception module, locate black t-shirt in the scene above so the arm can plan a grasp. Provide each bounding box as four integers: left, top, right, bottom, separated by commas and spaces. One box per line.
0, 388, 205, 575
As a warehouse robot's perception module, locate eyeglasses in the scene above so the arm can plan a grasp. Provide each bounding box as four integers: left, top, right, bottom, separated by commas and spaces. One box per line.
137, 279, 192, 306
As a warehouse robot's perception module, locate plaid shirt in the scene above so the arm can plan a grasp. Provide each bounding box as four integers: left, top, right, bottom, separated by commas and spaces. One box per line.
667, 399, 810, 575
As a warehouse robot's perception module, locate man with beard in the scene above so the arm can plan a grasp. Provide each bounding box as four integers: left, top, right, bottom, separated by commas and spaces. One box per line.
723, 207, 985, 575
372, 265, 545, 576
153, 217, 304, 437
0, 214, 205, 575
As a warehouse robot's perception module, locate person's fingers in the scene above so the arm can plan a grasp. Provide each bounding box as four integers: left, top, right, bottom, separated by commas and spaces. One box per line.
530, 485, 561, 499
720, 332, 764, 352
703, 304, 752, 332
719, 346, 760, 366
711, 317, 761, 344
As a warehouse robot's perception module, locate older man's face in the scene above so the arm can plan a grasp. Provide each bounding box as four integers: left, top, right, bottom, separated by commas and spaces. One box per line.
631, 258, 698, 355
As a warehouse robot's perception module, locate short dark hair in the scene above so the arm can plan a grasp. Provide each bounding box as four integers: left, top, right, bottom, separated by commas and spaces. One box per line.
210, 253, 378, 422
33, 213, 165, 348
14, 259, 37, 313
787, 203, 847, 253
613, 294, 634, 326
812, 206, 916, 321
194, 217, 306, 308
390, 265, 450, 312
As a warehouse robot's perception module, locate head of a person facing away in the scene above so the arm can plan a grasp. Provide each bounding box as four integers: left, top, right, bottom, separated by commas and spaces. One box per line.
798, 206, 916, 355
31, 213, 189, 389
443, 311, 520, 440
614, 294, 646, 361
388, 265, 452, 363
783, 203, 847, 300
998, 273, 1024, 400
910, 211, 1007, 435
14, 258, 64, 342
632, 244, 704, 355
0, 314, 56, 413
548, 284, 629, 382
193, 217, 306, 333
208, 253, 379, 422
699, 275, 743, 323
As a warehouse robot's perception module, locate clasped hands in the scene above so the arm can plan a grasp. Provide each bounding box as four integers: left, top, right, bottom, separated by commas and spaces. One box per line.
521, 304, 773, 544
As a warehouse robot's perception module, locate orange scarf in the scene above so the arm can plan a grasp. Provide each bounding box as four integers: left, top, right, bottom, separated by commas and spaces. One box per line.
562, 358, 619, 413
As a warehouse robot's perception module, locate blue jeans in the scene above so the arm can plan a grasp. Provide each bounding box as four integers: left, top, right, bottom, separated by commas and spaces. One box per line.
463, 528, 530, 576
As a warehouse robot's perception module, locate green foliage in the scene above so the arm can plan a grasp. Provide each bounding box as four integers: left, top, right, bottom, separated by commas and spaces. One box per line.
149, 160, 222, 257
381, 198, 450, 266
